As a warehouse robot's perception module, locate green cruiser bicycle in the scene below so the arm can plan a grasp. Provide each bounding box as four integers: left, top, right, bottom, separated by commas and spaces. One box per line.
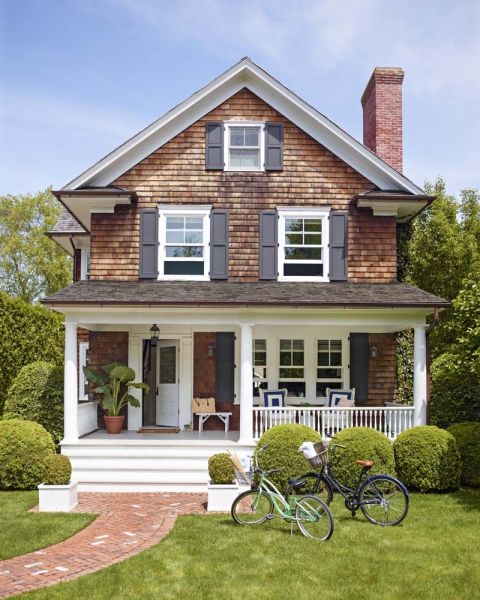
231, 446, 334, 541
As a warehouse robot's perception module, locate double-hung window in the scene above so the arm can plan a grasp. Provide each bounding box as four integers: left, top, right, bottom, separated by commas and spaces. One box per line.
316, 339, 344, 398
252, 339, 267, 397
278, 339, 305, 397
158, 207, 210, 280
278, 209, 329, 281
225, 122, 264, 171
80, 248, 90, 280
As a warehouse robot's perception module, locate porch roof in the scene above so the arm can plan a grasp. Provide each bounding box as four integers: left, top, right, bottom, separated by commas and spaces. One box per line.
42, 280, 448, 309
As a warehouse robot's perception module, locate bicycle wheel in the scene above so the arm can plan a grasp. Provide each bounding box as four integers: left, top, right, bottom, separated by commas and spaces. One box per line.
231, 490, 274, 525
359, 475, 409, 526
295, 495, 334, 541
311, 475, 334, 505
285, 474, 333, 505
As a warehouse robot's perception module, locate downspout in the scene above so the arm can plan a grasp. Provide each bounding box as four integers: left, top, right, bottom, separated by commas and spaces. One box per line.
425, 306, 440, 424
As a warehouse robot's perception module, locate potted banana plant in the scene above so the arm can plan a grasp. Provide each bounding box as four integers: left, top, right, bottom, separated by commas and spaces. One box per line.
83, 362, 149, 434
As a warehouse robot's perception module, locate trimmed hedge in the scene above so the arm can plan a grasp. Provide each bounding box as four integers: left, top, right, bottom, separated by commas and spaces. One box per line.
394, 426, 460, 492
208, 453, 235, 485
330, 427, 395, 488
447, 422, 480, 487
0, 419, 55, 490
3, 361, 64, 445
255, 424, 321, 493
43, 454, 72, 485
430, 354, 480, 428
0, 293, 64, 415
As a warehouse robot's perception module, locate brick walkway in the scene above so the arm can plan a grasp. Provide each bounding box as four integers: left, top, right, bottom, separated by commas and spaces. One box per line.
0, 492, 207, 598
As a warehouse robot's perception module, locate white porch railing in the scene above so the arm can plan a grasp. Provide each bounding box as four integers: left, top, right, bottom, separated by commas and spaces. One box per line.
253, 406, 414, 441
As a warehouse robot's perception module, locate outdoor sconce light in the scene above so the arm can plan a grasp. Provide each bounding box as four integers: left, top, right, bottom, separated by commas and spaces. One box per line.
370, 344, 378, 359
207, 343, 215, 358
150, 324, 160, 346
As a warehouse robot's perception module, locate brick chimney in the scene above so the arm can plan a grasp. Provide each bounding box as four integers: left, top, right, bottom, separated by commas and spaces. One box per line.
361, 67, 404, 173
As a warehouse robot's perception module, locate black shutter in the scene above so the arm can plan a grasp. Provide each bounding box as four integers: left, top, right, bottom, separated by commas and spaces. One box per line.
205, 122, 224, 170
329, 212, 348, 281
140, 209, 158, 279
350, 333, 369, 403
265, 123, 283, 170
259, 210, 278, 280
216, 332, 235, 403
210, 209, 229, 280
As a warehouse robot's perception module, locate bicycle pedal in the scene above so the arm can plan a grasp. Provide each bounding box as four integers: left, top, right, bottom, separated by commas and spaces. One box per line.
267, 513, 275, 520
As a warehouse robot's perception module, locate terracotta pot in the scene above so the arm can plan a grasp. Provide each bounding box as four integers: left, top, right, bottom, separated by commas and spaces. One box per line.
104, 415, 125, 434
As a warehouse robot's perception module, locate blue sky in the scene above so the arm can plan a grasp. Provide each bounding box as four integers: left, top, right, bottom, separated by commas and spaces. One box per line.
1, 0, 479, 197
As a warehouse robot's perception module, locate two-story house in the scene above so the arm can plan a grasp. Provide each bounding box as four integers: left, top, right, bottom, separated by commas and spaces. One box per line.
44, 58, 447, 491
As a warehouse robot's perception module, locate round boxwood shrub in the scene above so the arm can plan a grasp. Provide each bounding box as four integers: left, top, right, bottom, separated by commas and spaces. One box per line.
394, 426, 460, 492
447, 422, 480, 487
330, 427, 395, 488
43, 454, 72, 486
208, 453, 235, 484
3, 361, 63, 445
0, 419, 55, 490
255, 424, 321, 493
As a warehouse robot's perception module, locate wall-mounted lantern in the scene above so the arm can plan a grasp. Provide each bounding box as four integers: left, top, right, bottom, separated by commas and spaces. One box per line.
370, 344, 378, 359
150, 324, 160, 346
207, 343, 215, 358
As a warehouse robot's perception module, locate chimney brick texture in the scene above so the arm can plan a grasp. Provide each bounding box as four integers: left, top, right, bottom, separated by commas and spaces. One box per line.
361, 67, 404, 173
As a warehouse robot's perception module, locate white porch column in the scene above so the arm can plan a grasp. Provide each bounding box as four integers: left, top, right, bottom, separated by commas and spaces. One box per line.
239, 323, 254, 444
413, 325, 428, 426
64, 322, 78, 441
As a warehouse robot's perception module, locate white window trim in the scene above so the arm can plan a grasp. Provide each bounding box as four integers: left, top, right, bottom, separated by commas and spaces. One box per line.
157, 206, 211, 281
278, 338, 306, 398
316, 339, 344, 399
80, 248, 90, 281
224, 121, 265, 172
79, 342, 89, 401
277, 207, 330, 282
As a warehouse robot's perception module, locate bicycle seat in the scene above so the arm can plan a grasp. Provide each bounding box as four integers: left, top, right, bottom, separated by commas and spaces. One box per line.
288, 478, 306, 490
356, 460, 374, 469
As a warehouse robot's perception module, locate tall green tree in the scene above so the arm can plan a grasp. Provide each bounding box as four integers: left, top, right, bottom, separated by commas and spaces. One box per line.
0, 189, 72, 304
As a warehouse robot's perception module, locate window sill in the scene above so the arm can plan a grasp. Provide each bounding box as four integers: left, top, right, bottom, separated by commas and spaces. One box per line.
157, 275, 210, 282
224, 168, 265, 173
278, 276, 330, 283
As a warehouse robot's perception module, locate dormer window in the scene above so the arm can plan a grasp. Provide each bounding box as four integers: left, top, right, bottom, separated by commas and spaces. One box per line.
225, 122, 264, 171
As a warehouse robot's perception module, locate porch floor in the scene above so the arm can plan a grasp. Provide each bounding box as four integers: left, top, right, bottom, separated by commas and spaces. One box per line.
79, 429, 240, 445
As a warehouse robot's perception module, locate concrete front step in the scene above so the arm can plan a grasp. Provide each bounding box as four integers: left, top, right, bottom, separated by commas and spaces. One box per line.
61, 439, 254, 493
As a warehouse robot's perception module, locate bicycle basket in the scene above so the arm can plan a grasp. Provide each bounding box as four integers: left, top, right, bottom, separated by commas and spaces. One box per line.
308, 442, 330, 468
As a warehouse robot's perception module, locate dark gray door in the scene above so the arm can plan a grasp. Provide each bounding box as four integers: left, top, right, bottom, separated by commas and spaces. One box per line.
215, 332, 235, 403
142, 339, 157, 426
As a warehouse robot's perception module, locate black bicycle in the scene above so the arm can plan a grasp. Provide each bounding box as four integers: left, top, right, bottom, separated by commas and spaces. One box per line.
286, 441, 409, 526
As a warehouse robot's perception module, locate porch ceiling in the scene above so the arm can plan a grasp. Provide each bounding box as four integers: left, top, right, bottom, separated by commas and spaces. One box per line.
43, 280, 448, 309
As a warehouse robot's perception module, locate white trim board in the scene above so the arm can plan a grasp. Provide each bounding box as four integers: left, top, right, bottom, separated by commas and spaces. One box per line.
63, 58, 424, 195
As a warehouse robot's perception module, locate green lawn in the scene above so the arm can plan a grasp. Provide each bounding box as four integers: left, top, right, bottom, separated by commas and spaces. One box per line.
19, 489, 480, 600
0, 491, 94, 560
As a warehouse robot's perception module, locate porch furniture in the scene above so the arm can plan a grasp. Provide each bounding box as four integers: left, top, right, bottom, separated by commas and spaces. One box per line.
196, 412, 232, 433
323, 388, 356, 436
259, 388, 288, 427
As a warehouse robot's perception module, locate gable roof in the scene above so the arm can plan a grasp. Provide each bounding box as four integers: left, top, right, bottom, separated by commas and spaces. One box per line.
63, 58, 424, 195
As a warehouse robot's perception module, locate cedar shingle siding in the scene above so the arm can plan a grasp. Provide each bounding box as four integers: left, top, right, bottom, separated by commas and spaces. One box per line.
87, 89, 397, 283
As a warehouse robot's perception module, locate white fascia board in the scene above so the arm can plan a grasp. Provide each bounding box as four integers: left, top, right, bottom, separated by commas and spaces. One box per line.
357, 198, 429, 219
59, 194, 132, 230
49, 234, 90, 256
62, 59, 424, 195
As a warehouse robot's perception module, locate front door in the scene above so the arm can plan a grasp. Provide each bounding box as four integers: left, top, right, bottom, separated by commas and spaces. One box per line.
156, 340, 179, 427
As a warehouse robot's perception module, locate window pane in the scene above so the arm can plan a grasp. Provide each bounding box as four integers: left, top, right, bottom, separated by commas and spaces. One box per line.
166, 217, 184, 229
185, 217, 203, 229
331, 352, 342, 366
331, 340, 342, 351
318, 340, 329, 352
279, 381, 306, 397
255, 339, 266, 351
254, 352, 266, 366
316, 381, 342, 397
293, 340, 304, 351
166, 230, 184, 243
317, 368, 342, 379
304, 219, 322, 232
279, 367, 304, 379
164, 261, 204, 275
318, 353, 329, 366
229, 149, 260, 168
230, 127, 245, 146
285, 218, 303, 232
284, 263, 324, 277
165, 246, 203, 258
284, 247, 322, 260
285, 233, 303, 245
159, 346, 176, 384
280, 339, 291, 351
292, 352, 304, 366
244, 127, 259, 146
279, 352, 291, 366
185, 231, 203, 244
304, 233, 322, 245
